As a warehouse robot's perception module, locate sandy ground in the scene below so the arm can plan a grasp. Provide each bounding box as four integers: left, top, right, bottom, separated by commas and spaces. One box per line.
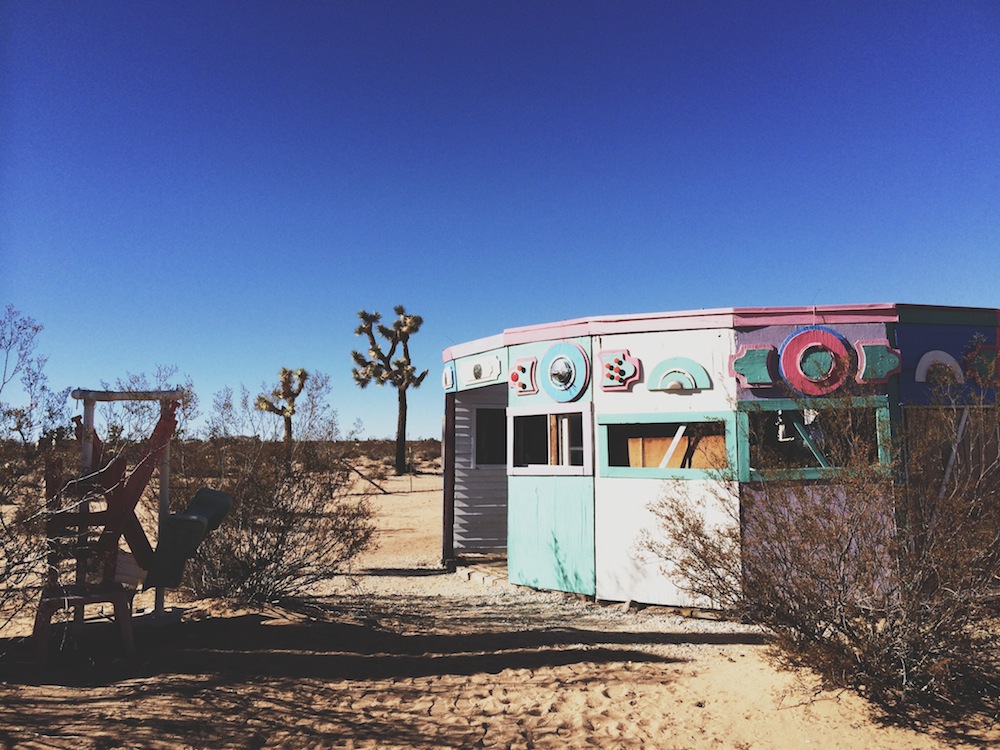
0, 471, 996, 749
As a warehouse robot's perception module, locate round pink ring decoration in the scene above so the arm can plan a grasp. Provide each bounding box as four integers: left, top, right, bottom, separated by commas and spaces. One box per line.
779, 327, 852, 396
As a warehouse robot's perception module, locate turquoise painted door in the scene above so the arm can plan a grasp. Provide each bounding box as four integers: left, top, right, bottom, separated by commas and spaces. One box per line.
507, 476, 595, 596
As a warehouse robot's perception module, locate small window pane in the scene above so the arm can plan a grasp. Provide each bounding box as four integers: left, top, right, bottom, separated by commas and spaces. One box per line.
553, 412, 584, 466
514, 414, 549, 466
475, 408, 507, 465
514, 411, 585, 467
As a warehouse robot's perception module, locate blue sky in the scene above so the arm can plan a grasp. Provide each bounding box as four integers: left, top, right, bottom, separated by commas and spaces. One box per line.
2, 1, 999, 439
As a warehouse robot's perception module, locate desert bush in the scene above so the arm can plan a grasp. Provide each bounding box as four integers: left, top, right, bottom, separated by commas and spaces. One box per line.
181, 374, 378, 604
646, 389, 1000, 715
98, 365, 200, 454
183, 449, 377, 603
0, 306, 71, 628
349, 438, 440, 472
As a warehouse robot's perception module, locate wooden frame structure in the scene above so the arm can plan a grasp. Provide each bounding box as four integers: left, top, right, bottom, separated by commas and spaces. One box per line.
32, 390, 181, 662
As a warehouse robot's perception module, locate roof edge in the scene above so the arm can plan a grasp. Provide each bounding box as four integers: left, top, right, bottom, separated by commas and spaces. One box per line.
442, 303, 1000, 360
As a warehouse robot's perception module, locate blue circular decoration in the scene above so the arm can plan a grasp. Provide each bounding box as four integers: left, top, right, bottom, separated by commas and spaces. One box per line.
541, 342, 590, 402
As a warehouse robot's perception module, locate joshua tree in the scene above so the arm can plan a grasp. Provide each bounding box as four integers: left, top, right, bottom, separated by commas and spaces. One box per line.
256, 368, 308, 471
352, 306, 428, 474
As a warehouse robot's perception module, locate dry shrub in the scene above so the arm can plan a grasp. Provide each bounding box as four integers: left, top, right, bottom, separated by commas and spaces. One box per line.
179, 430, 378, 606
647, 391, 1000, 716
0, 439, 48, 629
0, 306, 72, 630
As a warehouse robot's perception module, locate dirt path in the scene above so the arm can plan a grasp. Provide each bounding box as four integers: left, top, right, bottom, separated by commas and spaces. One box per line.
0, 473, 993, 748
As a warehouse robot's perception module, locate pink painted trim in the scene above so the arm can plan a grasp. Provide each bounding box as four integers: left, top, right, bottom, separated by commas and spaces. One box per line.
502, 305, 903, 345
502, 309, 739, 345
731, 303, 900, 327
509, 356, 538, 396
443, 304, 1000, 361
442, 333, 506, 362
597, 349, 642, 391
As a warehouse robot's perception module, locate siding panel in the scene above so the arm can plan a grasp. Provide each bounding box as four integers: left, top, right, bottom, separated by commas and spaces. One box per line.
453, 385, 508, 552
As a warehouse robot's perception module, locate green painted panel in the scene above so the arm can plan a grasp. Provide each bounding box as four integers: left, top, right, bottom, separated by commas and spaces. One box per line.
858, 343, 901, 381
732, 347, 776, 386
507, 476, 595, 595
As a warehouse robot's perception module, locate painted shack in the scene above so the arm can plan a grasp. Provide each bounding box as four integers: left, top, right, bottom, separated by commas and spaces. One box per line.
440, 303, 999, 607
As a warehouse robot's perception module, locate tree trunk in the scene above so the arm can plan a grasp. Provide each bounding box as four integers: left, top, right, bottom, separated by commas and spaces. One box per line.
283, 414, 293, 472
395, 387, 408, 475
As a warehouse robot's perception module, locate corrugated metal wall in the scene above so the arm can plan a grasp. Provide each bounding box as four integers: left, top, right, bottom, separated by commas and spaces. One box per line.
453, 384, 508, 553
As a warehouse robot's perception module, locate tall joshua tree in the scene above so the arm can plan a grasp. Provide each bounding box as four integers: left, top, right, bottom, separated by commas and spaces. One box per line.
256, 367, 308, 471
352, 306, 428, 474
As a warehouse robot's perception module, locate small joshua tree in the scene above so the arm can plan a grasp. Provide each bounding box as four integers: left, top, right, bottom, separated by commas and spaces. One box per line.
352, 306, 428, 474
255, 368, 308, 472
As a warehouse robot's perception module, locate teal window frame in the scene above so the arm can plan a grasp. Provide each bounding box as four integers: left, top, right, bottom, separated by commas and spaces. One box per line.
598, 411, 738, 480
737, 396, 892, 482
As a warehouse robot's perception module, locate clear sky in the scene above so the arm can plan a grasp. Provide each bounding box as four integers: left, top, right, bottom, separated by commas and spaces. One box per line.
2, 1, 999, 440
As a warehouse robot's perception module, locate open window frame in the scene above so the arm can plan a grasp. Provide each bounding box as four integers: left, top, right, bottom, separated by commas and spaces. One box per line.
737, 396, 893, 482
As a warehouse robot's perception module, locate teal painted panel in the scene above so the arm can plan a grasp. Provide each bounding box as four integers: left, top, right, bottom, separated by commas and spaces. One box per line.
507, 337, 594, 409
507, 476, 595, 595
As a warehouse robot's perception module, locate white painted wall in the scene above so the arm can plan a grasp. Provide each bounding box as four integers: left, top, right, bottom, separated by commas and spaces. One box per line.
592, 328, 736, 415
592, 328, 740, 606
594, 477, 739, 607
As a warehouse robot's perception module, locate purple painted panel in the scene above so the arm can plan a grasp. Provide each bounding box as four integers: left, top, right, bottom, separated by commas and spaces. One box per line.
734, 323, 889, 400
741, 484, 898, 605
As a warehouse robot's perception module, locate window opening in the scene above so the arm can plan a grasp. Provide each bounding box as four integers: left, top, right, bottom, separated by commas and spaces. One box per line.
607, 421, 727, 469
514, 411, 584, 467
747, 407, 879, 472
475, 408, 507, 465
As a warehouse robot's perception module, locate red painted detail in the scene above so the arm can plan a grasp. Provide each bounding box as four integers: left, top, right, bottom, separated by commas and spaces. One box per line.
597, 349, 641, 392
509, 356, 538, 395
780, 327, 852, 396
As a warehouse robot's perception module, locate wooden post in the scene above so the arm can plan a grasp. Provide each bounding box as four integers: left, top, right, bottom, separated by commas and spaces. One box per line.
155, 400, 172, 617
71, 388, 184, 619
81, 398, 96, 474
442, 391, 457, 571
76, 397, 97, 622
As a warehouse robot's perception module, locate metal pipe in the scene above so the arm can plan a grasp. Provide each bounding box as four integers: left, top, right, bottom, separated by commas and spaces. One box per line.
81, 399, 96, 474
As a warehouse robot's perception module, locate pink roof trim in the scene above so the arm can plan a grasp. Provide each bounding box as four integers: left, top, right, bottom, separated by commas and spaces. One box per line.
441, 303, 997, 361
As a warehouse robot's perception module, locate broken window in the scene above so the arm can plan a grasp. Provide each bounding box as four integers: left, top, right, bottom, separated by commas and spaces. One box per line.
599, 412, 735, 478
607, 421, 728, 470
744, 403, 884, 478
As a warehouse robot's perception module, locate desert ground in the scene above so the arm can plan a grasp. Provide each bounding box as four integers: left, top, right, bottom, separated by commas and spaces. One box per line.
0, 469, 996, 749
